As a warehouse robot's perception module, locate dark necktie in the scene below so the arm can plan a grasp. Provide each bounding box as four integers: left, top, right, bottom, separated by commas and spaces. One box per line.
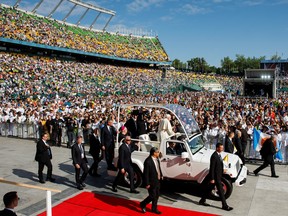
219, 154, 223, 162
80, 145, 84, 158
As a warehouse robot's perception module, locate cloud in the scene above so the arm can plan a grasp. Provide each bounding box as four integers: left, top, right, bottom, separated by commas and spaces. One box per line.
242, 0, 265, 6
126, 0, 164, 12
273, 0, 288, 4
212, 0, 232, 3
160, 15, 174, 21
178, 3, 210, 15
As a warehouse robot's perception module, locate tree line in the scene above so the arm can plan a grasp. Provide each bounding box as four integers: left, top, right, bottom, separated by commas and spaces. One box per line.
172, 54, 282, 75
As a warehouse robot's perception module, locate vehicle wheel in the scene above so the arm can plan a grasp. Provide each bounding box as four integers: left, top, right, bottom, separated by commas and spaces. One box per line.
210, 177, 233, 200
122, 166, 143, 188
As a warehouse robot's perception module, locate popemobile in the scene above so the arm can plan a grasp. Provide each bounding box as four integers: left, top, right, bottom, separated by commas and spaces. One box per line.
109, 103, 247, 200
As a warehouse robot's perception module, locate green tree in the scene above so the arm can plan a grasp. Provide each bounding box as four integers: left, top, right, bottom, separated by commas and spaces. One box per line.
221, 56, 234, 74
187, 57, 208, 73
172, 59, 181, 69
270, 54, 281, 61
246, 56, 265, 69
234, 54, 246, 75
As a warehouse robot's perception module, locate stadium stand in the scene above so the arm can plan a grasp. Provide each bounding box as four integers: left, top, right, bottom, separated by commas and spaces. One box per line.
0, 5, 169, 62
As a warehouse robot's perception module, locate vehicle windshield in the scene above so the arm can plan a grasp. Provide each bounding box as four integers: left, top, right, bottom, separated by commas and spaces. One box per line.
187, 134, 205, 154
164, 104, 201, 137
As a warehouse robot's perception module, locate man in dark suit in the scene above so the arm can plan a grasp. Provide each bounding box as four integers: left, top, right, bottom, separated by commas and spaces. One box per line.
199, 143, 233, 211
0, 191, 19, 216
51, 114, 64, 147
88, 128, 104, 177
234, 130, 246, 165
125, 113, 138, 139
140, 147, 162, 214
71, 135, 89, 190
224, 131, 234, 154
101, 119, 117, 170
253, 136, 279, 178
112, 135, 139, 193
34, 133, 55, 183
238, 124, 249, 157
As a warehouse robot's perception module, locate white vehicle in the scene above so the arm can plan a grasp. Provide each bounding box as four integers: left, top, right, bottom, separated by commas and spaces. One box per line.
111, 104, 247, 199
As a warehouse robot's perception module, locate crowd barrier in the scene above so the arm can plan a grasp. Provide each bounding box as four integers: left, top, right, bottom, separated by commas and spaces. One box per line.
1, 122, 287, 163
0, 122, 72, 144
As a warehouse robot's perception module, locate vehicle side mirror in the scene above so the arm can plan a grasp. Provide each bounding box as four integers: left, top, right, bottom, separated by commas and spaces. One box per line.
181, 152, 189, 161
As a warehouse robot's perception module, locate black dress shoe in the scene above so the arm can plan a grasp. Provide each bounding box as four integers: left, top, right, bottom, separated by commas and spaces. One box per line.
77, 185, 84, 190
81, 182, 86, 187
271, 175, 279, 178
199, 201, 210, 206
140, 202, 146, 213
112, 186, 117, 192
130, 190, 140, 194
39, 180, 45, 184
77, 184, 83, 190
222, 206, 233, 211
253, 171, 259, 176
152, 209, 161, 214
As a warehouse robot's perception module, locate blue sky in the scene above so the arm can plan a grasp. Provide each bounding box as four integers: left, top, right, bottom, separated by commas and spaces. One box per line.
2, 0, 288, 67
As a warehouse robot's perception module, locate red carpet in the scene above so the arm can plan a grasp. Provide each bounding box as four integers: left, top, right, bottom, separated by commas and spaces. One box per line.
38, 192, 218, 216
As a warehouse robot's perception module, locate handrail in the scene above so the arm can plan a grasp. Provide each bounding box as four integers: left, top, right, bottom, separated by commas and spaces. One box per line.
0, 178, 61, 193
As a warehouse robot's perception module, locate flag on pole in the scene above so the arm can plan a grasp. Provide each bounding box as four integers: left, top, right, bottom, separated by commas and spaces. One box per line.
253, 128, 270, 151
253, 128, 283, 160
223, 154, 229, 162
275, 139, 283, 161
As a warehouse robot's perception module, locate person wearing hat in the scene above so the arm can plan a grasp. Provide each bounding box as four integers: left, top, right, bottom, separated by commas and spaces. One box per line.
0, 191, 19, 216
71, 135, 89, 190
118, 126, 129, 142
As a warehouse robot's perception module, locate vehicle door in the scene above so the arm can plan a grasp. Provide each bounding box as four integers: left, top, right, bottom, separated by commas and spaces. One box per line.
160, 140, 193, 180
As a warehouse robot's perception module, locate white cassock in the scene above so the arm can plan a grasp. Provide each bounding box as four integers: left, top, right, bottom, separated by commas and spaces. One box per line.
157, 118, 175, 143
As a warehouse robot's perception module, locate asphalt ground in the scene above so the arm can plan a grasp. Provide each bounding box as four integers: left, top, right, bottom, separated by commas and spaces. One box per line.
0, 136, 287, 216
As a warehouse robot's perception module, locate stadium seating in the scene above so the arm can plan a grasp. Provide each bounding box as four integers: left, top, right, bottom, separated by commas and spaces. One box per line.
0, 6, 169, 62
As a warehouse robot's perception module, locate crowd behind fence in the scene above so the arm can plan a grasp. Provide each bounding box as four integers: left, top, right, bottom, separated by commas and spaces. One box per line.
1, 122, 287, 164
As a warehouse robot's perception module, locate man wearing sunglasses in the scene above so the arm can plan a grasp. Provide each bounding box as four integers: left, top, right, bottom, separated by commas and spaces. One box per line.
112, 135, 139, 194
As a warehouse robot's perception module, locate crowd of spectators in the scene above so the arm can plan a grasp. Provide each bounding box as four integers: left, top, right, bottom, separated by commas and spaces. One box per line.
0, 51, 288, 163
0, 5, 168, 62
